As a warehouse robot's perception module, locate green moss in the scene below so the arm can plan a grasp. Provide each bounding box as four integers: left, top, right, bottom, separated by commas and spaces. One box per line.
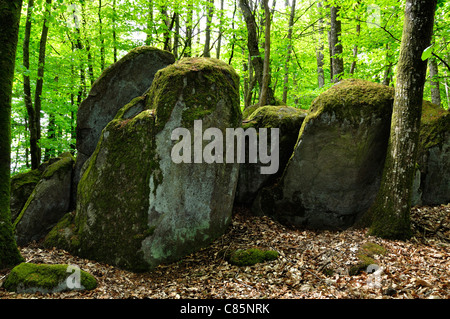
3, 263, 97, 293
307, 78, 394, 124
147, 57, 241, 130
114, 95, 147, 120
418, 100, 449, 153
244, 105, 307, 130
12, 155, 74, 229
242, 104, 261, 119
227, 248, 279, 266
72, 110, 158, 272
41, 155, 74, 180
10, 169, 41, 190
360, 242, 387, 256
43, 211, 80, 252
349, 242, 387, 276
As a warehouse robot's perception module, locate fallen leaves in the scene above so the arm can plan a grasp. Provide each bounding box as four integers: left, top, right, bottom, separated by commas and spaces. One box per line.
0, 204, 449, 299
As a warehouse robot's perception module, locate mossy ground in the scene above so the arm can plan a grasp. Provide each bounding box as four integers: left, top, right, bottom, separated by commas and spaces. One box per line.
226, 248, 279, 266
3, 262, 97, 292
349, 242, 387, 276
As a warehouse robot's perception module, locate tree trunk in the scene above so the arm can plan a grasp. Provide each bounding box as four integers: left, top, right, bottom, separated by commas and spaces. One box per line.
113, 0, 118, 62
216, 0, 225, 59
184, 2, 193, 57
32, 0, 52, 168
259, 0, 271, 107
145, 0, 154, 46
365, 0, 437, 240
349, 21, 360, 75
382, 44, 393, 86
98, 0, 105, 71
173, 12, 179, 59
429, 57, 441, 106
23, 0, 39, 170
316, 1, 325, 88
0, 0, 25, 268
239, 0, 275, 105
330, 6, 343, 82
282, 0, 296, 104
203, 0, 214, 57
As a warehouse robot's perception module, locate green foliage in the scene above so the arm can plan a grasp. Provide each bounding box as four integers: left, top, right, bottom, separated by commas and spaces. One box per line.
8, 0, 450, 171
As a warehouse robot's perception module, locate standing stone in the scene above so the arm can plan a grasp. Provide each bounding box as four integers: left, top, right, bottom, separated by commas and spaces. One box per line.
73, 47, 175, 201
45, 58, 241, 271
253, 79, 394, 230
413, 101, 450, 205
235, 105, 307, 205
14, 154, 74, 246
10, 169, 42, 223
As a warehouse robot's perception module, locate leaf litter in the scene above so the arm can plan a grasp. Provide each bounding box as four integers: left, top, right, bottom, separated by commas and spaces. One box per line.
0, 204, 449, 299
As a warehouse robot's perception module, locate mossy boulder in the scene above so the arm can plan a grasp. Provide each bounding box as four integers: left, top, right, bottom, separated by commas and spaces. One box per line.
235, 105, 307, 205
227, 248, 279, 266
3, 263, 97, 294
253, 79, 395, 230
412, 101, 450, 206
46, 57, 241, 272
349, 242, 387, 276
13, 154, 74, 246
10, 169, 42, 223
73, 46, 175, 206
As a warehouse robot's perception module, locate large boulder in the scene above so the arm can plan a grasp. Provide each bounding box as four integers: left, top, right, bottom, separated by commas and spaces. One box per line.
73, 46, 175, 201
412, 101, 450, 206
45, 57, 241, 271
253, 79, 394, 230
10, 169, 42, 223
235, 105, 307, 205
14, 154, 74, 246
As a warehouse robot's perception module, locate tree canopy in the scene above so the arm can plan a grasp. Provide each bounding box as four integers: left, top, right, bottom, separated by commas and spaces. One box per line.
9, 0, 450, 173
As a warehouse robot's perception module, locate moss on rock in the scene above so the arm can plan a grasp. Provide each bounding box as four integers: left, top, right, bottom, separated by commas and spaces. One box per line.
227, 248, 279, 266
147, 57, 241, 130
235, 105, 307, 205
252, 79, 395, 230
349, 242, 387, 276
3, 263, 97, 293
50, 57, 241, 272
10, 169, 42, 222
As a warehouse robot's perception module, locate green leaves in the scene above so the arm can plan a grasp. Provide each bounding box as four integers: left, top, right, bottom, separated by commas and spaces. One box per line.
421, 45, 434, 61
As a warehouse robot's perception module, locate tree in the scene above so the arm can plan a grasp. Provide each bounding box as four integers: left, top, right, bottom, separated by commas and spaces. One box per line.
329, 5, 343, 82
316, 1, 325, 88
0, 0, 25, 268
282, 0, 296, 103
429, 57, 441, 106
203, 0, 214, 57
365, 0, 437, 240
259, 0, 272, 106
239, 0, 275, 106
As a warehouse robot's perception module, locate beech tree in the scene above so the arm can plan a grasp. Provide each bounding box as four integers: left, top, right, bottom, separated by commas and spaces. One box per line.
0, 0, 24, 269
366, 0, 438, 240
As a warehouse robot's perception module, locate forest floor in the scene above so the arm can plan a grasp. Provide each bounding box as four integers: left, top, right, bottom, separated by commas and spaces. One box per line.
0, 205, 449, 300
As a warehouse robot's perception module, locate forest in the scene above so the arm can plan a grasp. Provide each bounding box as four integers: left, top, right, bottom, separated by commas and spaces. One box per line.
0, 0, 449, 305
5, 0, 450, 169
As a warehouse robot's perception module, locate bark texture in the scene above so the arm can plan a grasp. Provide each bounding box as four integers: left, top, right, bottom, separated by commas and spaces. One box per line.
366, 0, 437, 240
0, 0, 25, 268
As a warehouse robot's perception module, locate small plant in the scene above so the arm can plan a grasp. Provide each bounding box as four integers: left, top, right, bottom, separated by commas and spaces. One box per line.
227, 248, 279, 266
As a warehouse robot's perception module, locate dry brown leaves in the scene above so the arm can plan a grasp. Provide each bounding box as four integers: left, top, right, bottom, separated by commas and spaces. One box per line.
0, 204, 449, 300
